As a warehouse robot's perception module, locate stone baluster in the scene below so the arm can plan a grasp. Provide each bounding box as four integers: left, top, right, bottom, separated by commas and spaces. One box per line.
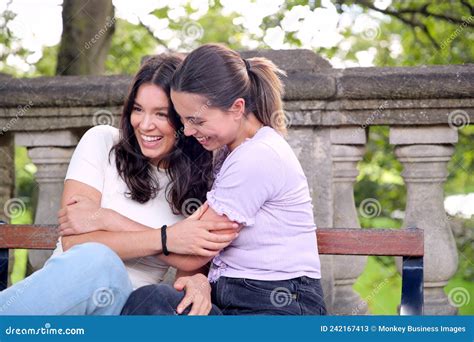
15, 131, 78, 272
390, 125, 459, 315
330, 127, 368, 315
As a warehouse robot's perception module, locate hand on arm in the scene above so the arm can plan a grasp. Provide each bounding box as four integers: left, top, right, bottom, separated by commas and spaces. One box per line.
60, 214, 238, 261
58, 181, 239, 260
59, 180, 160, 258
58, 179, 151, 236
166, 202, 240, 256
158, 204, 241, 271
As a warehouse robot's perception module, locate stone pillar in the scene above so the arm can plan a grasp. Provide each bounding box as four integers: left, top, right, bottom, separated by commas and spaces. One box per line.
0, 132, 15, 286
287, 126, 335, 313
312, 127, 335, 313
15, 131, 78, 272
330, 127, 368, 315
390, 126, 459, 315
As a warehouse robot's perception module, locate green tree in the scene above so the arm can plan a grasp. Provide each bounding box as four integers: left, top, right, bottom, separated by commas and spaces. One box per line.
0, 0, 34, 76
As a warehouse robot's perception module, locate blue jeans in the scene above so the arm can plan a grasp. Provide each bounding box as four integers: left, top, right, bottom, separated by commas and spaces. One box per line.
121, 276, 326, 315
0, 242, 133, 315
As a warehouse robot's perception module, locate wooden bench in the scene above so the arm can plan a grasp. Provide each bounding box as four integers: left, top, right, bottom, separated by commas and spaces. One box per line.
0, 222, 424, 315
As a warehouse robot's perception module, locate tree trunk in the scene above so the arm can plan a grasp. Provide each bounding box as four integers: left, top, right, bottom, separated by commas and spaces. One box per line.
26, 0, 116, 276
56, 0, 115, 75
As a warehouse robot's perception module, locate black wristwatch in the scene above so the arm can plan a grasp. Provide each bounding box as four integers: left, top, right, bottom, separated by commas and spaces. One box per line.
161, 224, 170, 256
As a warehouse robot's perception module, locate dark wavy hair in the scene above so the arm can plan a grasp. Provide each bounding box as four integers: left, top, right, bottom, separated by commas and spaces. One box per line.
111, 53, 213, 215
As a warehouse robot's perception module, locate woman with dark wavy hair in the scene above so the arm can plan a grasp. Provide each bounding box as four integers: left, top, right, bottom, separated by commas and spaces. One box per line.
0, 54, 238, 315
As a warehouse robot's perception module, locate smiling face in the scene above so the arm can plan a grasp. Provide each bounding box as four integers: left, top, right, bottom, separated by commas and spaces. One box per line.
170, 90, 241, 151
130, 83, 176, 166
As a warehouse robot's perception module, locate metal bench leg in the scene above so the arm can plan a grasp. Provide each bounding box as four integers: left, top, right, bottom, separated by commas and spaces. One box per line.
0, 248, 8, 291
400, 256, 424, 315
0, 220, 8, 290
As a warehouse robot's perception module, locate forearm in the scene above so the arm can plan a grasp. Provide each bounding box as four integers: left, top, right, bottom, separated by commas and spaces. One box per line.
157, 206, 237, 271
61, 229, 162, 260
93, 210, 217, 267
176, 265, 209, 279
158, 253, 213, 272
102, 208, 154, 232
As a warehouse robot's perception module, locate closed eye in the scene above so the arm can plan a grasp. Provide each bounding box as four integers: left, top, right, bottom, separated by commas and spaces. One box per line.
188, 118, 204, 126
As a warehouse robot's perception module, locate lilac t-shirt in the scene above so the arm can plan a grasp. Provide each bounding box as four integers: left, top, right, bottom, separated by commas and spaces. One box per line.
207, 126, 321, 282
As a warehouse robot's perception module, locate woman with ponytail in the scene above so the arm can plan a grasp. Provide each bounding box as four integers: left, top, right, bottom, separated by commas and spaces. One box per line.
122, 44, 326, 315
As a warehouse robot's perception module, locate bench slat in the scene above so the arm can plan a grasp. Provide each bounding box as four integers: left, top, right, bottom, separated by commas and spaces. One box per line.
0, 224, 58, 250
317, 227, 424, 257
0, 225, 423, 256
0, 224, 424, 315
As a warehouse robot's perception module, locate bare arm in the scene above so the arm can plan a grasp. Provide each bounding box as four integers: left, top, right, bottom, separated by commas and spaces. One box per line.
60, 180, 164, 259
176, 265, 209, 279
59, 181, 238, 259
62, 230, 164, 260
157, 206, 237, 271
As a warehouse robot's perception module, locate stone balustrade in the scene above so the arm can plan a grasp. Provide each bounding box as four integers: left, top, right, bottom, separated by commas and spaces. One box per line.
1, 50, 473, 314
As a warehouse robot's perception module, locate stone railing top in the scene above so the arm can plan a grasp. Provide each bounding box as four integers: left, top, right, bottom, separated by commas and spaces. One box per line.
0, 50, 473, 130
0, 50, 473, 108
0, 75, 131, 108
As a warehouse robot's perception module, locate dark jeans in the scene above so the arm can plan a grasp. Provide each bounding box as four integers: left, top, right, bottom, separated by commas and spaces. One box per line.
121, 276, 326, 316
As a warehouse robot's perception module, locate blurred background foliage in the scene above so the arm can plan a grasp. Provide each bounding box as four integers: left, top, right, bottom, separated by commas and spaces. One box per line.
1, 0, 473, 314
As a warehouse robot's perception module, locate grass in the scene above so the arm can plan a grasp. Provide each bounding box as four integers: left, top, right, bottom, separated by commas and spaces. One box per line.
444, 277, 474, 315
354, 256, 474, 315
353, 256, 401, 315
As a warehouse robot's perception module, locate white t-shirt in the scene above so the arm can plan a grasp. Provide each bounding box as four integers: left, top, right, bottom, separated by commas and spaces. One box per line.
52, 125, 183, 289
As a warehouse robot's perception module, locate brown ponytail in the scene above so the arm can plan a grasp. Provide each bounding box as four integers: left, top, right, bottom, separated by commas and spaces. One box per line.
171, 43, 287, 135
246, 57, 287, 135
